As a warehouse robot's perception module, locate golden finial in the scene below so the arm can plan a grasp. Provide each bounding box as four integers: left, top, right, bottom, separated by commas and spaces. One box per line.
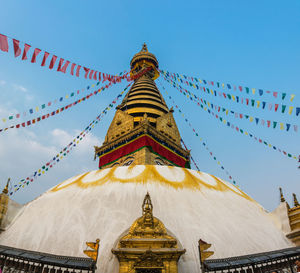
141, 42, 148, 52
2, 178, 10, 195
293, 193, 299, 207
279, 187, 285, 202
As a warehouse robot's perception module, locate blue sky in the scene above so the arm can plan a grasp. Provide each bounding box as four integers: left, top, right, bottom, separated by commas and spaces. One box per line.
0, 0, 299, 211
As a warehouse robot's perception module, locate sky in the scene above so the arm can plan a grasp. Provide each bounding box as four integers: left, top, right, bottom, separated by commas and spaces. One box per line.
0, 0, 299, 211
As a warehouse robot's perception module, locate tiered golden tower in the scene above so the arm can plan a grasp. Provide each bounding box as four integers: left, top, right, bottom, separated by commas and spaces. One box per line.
95, 44, 190, 169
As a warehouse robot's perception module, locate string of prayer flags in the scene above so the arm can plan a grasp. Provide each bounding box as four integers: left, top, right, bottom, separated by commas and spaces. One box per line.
162, 77, 297, 161
158, 80, 237, 185
9, 83, 132, 195
180, 138, 201, 172
161, 69, 296, 103
0, 79, 124, 133
0, 71, 128, 124
161, 71, 299, 117
162, 75, 298, 133
0, 32, 130, 82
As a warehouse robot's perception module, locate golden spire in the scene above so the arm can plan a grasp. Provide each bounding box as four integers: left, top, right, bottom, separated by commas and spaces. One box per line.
142, 192, 154, 227
142, 42, 148, 52
2, 178, 10, 195
293, 193, 299, 207
279, 187, 285, 202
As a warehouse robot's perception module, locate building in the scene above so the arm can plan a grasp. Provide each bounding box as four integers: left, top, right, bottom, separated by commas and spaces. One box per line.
0, 45, 299, 273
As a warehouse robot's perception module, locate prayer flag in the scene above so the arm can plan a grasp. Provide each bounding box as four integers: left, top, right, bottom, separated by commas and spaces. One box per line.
0, 34, 9, 52
76, 65, 81, 77
70, 63, 76, 75
57, 58, 64, 71
296, 107, 300, 116
281, 105, 286, 113
49, 55, 57, 69
259, 89, 263, 96
22, 44, 31, 60
61, 60, 70, 73
89, 70, 94, 80
262, 101, 266, 109
288, 106, 293, 115
31, 48, 41, 63
286, 124, 291, 131
290, 94, 295, 102
13, 39, 21, 57
272, 121, 277, 128
93, 71, 98, 80
41, 52, 49, 66
274, 104, 279, 112
83, 67, 90, 78
282, 93, 286, 100
273, 92, 278, 98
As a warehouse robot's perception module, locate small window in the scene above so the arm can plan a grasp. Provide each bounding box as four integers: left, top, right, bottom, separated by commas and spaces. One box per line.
155, 160, 163, 165
116, 120, 122, 125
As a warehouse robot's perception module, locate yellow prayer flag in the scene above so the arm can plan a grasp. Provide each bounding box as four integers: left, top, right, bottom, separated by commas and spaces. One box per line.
35, 107, 39, 112
199, 79, 202, 83
207, 102, 211, 107
60, 156, 63, 159
91, 84, 95, 88
42, 171, 45, 174
200, 138, 203, 141
280, 123, 284, 130
193, 84, 196, 88
225, 110, 229, 115
217, 161, 220, 165
268, 144, 272, 148
293, 156, 297, 159
290, 94, 295, 102
288, 106, 293, 115
2, 118, 6, 122
66, 95, 69, 99
204, 107, 207, 111
223, 119, 226, 124
77, 141, 79, 144
187, 95, 190, 98
257, 101, 260, 108
252, 88, 255, 94
232, 95, 235, 101
245, 132, 248, 135
38, 169, 41, 173
210, 89, 214, 95
222, 83, 225, 88
249, 117, 253, 122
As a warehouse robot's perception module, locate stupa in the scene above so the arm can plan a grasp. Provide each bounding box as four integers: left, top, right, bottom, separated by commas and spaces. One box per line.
0, 44, 298, 273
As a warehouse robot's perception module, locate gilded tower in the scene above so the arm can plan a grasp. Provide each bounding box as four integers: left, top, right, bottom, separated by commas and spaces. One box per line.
95, 44, 190, 169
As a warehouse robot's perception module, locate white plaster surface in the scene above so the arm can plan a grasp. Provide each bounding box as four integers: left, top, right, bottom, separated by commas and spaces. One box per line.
0, 166, 292, 273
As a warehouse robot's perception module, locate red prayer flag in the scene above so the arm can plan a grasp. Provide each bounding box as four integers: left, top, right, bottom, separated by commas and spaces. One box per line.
83, 67, 90, 78
41, 52, 49, 66
93, 71, 98, 80
49, 55, 57, 69
13, 39, 21, 57
31, 48, 41, 63
57, 58, 64, 71
70, 63, 76, 75
98, 72, 101, 81
16, 124, 20, 129
274, 104, 279, 112
22, 44, 31, 60
0, 34, 9, 52
267, 120, 271, 127
61, 60, 70, 73
89, 70, 94, 80
273, 92, 278, 98
76, 65, 81, 77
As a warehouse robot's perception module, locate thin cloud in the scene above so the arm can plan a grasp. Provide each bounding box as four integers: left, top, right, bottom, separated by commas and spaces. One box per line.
0, 80, 6, 86
12, 84, 28, 93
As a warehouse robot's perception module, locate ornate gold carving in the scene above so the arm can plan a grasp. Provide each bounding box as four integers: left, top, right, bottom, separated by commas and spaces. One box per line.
112, 193, 186, 273
0, 178, 10, 229
286, 191, 300, 246
279, 187, 285, 202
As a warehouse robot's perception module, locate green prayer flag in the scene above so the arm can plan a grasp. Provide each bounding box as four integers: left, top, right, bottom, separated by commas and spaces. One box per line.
282, 93, 286, 100
273, 121, 277, 128
288, 153, 291, 157
227, 94, 232, 99
9, 116, 13, 120
263, 141, 268, 145
245, 87, 250, 94
71, 93, 74, 97
282, 105, 286, 113
42, 104, 45, 109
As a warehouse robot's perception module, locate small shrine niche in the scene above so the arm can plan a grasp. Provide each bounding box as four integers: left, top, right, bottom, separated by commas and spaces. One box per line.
112, 193, 186, 273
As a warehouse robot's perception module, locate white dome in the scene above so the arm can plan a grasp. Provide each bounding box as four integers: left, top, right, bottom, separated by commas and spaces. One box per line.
0, 165, 291, 273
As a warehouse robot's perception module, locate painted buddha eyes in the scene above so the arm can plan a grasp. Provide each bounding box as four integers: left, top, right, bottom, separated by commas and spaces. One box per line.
123, 160, 134, 166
